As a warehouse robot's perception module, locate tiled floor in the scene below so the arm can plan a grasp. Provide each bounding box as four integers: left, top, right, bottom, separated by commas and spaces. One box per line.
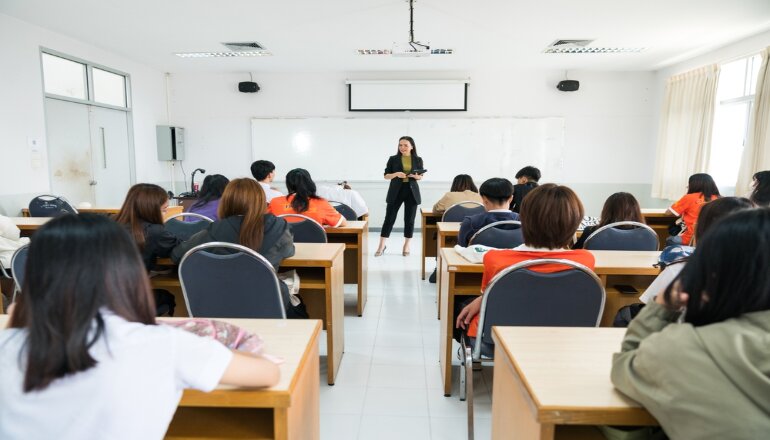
318, 232, 492, 440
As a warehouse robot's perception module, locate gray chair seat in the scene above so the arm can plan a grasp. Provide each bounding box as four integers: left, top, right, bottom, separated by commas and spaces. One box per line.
583, 221, 659, 251
468, 220, 523, 248
442, 202, 485, 222
278, 214, 328, 243
28, 195, 78, 217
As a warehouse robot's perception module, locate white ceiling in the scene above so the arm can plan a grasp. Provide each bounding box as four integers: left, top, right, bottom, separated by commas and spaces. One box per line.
2, 0, 770, 73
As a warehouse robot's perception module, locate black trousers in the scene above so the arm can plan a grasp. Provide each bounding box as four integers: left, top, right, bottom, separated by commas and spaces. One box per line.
381, 184, 418, 238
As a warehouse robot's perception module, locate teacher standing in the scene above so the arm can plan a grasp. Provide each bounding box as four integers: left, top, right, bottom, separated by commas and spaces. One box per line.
375, 136, 424, 257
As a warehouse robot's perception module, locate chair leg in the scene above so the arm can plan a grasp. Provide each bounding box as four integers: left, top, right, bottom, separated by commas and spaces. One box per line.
465, 345, 475, 440
459, 346, 467, 401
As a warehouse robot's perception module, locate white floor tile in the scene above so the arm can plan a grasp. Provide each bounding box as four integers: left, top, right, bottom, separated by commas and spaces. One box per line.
357, 415, 431, 440
363, 388, 429, 417
320, 385, 368, 415
321, 414, 361, 440
368, 364, 427, 389
371, 345, 426, 366
333, 362, 371, 387
430, 416, 491, 440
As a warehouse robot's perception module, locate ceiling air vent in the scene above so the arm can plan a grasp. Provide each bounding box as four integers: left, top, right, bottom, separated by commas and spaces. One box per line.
175, 41, 272, 58
543, 39, 644, 54
222, 42, 266, 52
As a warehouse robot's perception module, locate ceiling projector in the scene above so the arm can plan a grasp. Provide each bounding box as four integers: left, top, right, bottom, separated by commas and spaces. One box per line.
392, 42, 431, 57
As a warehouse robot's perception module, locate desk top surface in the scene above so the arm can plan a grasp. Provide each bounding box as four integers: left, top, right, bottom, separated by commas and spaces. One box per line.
492, 326, 654, 420
441, 248, 660, 275
420, 208, 442, 217
326, 220, 367, 233
437, 222, 461, 233
0, 315, 321, 407
10, 217, 49, 229
640, 208, 674, 218
281, 243, 345, 266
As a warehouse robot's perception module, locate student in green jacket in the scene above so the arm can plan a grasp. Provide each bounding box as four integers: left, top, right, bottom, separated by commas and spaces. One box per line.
611, 208, 770, 440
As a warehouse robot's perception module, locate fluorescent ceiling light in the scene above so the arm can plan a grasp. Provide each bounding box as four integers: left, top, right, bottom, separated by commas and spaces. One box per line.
175, 51, 272, 58
356, 48, 453, 55
543, 47, 645, 54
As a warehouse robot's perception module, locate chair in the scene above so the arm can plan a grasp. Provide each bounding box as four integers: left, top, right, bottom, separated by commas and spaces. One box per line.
441, 202, 485, 222
460, 259, 605, 440
178, 242, 286, 318
277, 214, 327, 243
583, 221, 659, 251
164, 212, 213, 241
10, 244, 30, 303
329, 201, 357, 221
28, 195, 78, 217
468, 220, 523, 248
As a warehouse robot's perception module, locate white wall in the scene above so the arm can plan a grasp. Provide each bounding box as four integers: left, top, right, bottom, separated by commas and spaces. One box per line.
167, 68, 661, 226
0, 13, 167, 215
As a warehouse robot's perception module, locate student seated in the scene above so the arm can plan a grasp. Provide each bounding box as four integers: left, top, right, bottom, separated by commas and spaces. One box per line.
250, 160, 283, 203
432, 174, 482, 213
316, 181, 369, 218
750, 170, 770, 207
457, 177, 519, 247
573, 192, 644, 249
667, 173, 720, 246
510, 165, 540, 213
455, 184, 593, 340
611, 208, 770, 439
185, 174, 229, 221
268, 168, 346, 227
638, 197, 753, 304
172, 178, 306, 318
0, 214, 279, 439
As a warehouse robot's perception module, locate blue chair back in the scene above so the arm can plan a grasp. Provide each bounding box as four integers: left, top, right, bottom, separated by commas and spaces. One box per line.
278, 214, 328, 243
165, 212, 213, 241
583, 221, 659, 251
11, 244, 30, 299
28, 195, 78, 217
329, 201, 357, 221
468, 220, 523, 248
179, 242, 286, 319
442, 202, 485, 222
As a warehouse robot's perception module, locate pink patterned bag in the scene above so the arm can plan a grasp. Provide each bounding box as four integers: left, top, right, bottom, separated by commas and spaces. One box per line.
162, 318, 282, 363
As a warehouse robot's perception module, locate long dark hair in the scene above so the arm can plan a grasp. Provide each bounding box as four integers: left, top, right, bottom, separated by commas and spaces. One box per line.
687, 173, 720, 201
285, 168, 320, 213
397, 136, 418, 157
751, 171, 770, 207
598, 192, 644, 228
218, 178, 266, 251
450, 174, 478, 193
192, 174, 229, 209
666, 208, 770, 326
9, 214, 156, 392
693, 197, 754, 244
114, 183, 168, 250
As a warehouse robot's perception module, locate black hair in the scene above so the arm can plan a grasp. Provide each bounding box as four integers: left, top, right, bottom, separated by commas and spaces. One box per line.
191, 174, 229, 209
751, 171, 770, 207
479, 178, 514, 205
693, 197, 754, 243
515, 166, 541, 182
9, 214, 156, 392
687, 173, 720, 201
450, 174, 478, 193
397, 136, 418, 157
667, 209, 770, 326
250, 160, 276, 181
285, 168, 320, 213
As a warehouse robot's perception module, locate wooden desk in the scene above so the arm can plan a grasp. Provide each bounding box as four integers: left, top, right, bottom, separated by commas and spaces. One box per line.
420, 209, 443, 279
437, 247, 660, 396
641, 208, 676, 249
10, 217, 49, 237
435, 222, 461, 318
326, 221, 368, 316
154, 243, 345, 386
22, 207, 121, 217
491, 327, 657, 439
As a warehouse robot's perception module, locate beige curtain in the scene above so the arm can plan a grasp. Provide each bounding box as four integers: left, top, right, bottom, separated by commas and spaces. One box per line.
651, 65, 720, 200
736, 48, 770, 197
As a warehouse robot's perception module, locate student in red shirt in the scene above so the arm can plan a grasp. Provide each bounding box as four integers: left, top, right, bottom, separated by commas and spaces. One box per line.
268, 168, 346, 228
455, 183, 595, 339
667, 173, 720, 246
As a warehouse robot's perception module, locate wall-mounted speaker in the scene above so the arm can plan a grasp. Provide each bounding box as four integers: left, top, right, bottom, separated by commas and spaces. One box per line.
557, 80, 580, 92
238, 81, 260, 93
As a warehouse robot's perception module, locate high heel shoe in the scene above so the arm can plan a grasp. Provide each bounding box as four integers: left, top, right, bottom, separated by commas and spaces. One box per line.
374, 246, 386, 257
402, 249, 410, 256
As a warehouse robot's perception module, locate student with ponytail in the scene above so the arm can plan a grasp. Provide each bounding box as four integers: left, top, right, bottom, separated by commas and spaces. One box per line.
267, 168, 346, 227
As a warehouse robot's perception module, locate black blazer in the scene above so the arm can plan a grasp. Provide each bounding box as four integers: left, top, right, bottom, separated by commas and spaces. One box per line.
509, 182, 538, 213
384, 154, 423, 204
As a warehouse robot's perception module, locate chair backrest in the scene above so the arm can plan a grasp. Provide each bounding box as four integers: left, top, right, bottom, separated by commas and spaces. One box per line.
583, 221, 659, 251
468, 220, 523, 248
28, 195, 78, 217
474, 258, 605, 359
442, 201, 485, 222
11, 244, 30, 295
178, 242, 286, 319
164, 212, 213, 241
277, 214, 328, 243
329, 201, 357, 221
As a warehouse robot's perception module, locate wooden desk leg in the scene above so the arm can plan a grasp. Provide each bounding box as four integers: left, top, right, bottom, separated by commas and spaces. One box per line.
357, 228, 368, 317
439, 261, 455, 396
422, 230, 428, 280
436, 235, 445, 320
274, 338, 321, 440
325, 252, 345, 385
492, 344, 555, 440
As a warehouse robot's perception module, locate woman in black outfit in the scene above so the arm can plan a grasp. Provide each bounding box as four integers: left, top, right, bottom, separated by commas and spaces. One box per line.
375, 136, 424, 257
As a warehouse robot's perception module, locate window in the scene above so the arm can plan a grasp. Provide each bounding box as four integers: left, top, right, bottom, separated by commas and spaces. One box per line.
709, 54, 761, 192
41, 50, 130, 109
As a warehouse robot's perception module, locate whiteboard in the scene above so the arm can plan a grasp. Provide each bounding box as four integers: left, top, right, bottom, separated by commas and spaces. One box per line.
251, 118, 564, 182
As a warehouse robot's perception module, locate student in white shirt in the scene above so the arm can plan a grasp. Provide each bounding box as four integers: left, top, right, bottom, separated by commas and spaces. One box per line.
0, 214, 279, 440
250, 160, 283, 202
316, 181, 369, 218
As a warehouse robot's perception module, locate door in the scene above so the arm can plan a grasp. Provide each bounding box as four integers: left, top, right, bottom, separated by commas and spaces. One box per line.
44, 98, 132, 206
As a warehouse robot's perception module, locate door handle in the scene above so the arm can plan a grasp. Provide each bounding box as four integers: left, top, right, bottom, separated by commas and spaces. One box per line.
89, 180, 97, 186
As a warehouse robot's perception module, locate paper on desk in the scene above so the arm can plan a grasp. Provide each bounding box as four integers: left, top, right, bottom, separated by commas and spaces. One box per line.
454, 244, 498, 263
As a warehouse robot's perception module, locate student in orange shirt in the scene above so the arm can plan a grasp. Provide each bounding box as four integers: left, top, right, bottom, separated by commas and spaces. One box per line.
455, 184, 594, 339
666, 173, 720, 246
268, 168, 346, 228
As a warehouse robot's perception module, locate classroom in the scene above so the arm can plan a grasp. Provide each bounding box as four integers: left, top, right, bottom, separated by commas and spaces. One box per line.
1, 1, 770, 439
